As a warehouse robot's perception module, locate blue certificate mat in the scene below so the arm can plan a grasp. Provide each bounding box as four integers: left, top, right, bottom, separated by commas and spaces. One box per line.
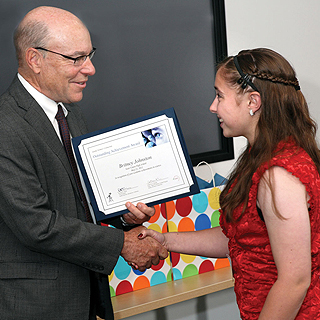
72, 108, 199, 222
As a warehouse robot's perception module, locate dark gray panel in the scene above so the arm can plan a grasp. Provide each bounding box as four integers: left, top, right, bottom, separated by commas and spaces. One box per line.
0, 0, 233, 164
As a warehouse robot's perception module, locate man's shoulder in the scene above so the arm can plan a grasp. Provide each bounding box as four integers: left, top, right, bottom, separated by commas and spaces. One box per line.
0, 90, 18, 118
0, 76, 28, 111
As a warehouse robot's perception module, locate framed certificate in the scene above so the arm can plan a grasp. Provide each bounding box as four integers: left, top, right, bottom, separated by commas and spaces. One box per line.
72, 108, 199, 221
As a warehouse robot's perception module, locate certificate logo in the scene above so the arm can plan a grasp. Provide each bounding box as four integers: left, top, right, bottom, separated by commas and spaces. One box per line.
107, 193, 113, 203
118, 187, 126, 196
117, 186, 139, 197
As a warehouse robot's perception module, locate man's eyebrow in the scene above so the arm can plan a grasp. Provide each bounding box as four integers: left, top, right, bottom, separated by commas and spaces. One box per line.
71, 49, 92, 57
72, 51, 87, 56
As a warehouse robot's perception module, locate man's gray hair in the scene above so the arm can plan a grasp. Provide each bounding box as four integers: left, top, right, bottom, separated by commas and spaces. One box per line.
14, 20, 51, 66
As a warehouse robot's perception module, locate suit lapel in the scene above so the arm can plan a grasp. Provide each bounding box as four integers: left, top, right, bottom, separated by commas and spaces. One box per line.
65, 105, 84, 138
9, 77, 79, 195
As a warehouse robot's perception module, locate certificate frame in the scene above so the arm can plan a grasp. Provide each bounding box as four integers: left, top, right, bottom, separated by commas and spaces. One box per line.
73, 108, 199, 221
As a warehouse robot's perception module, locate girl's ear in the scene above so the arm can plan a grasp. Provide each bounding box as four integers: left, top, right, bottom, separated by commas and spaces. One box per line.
248, 92, 261, 114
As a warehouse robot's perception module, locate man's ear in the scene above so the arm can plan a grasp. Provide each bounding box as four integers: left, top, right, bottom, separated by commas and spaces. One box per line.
248, 92, 261, 114
25, 48, 42, 74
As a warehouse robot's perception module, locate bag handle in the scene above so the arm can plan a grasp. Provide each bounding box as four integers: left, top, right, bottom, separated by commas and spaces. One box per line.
195, 161, 215, 188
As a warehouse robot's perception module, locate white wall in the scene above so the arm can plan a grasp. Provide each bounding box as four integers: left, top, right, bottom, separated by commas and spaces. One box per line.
124, 1, 320, 319
205, 0, 320, 181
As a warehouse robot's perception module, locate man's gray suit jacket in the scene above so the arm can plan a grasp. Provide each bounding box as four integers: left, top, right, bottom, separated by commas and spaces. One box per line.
0, 76, 124, 320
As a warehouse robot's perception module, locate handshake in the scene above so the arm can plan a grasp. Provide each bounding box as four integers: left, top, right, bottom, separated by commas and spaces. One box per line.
119, 202, 227, 271
120, 201, 172, 271
120, 225, 167, 272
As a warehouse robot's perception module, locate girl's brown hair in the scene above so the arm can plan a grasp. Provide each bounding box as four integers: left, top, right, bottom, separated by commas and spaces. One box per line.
219, 48, 320, 222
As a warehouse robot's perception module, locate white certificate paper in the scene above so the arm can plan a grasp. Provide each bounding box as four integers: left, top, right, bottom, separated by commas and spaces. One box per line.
73, 108, 199, 221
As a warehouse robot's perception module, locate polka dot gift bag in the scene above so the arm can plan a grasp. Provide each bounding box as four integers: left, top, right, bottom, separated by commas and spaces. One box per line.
161, 162, 229, 281
108, 162, 230, 296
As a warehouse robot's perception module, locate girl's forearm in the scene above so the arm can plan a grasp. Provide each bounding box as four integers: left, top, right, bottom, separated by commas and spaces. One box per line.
258, 277, 310, 320
164, 226, 229, 258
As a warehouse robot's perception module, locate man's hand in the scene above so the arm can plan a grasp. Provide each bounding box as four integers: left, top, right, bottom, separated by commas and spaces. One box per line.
121, 225, 168, 272
122, 202, 155, 225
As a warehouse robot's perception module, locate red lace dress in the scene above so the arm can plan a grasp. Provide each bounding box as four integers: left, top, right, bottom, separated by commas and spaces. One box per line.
220, 139, 320, 319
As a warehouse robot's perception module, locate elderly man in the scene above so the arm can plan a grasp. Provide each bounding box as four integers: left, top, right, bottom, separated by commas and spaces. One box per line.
0, 6, 167, 320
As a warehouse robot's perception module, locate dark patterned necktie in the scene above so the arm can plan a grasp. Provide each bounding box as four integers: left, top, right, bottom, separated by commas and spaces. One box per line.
55, 104, 93, 223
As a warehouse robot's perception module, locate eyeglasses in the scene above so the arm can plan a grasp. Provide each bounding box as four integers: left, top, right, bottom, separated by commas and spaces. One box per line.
35, 47, 96, 66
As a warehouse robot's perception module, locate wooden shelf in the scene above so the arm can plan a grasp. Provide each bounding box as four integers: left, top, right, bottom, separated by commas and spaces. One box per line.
108, 266, 234, 320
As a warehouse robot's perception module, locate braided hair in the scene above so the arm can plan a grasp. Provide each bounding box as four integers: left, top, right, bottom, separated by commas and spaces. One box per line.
251, 70, 300, 91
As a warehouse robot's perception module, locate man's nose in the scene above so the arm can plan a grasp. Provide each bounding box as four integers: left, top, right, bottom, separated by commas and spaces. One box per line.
81, 58, 96, 76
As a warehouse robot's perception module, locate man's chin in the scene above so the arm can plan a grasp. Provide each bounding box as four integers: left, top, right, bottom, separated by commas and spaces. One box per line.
68, 93, 84, 104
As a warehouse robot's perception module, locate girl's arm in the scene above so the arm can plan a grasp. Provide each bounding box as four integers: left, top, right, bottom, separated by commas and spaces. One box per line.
257, 166, 311, 320
138, 226, 229, 258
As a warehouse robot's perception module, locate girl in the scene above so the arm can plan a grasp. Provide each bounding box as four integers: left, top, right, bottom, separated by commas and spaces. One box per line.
139, 48, 320, 319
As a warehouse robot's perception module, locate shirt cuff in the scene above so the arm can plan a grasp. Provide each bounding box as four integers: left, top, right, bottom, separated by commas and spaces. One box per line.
120, 215, 136, 227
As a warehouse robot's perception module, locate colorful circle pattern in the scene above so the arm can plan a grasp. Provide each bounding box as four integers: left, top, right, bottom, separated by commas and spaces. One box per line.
109, 188, 229, 297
